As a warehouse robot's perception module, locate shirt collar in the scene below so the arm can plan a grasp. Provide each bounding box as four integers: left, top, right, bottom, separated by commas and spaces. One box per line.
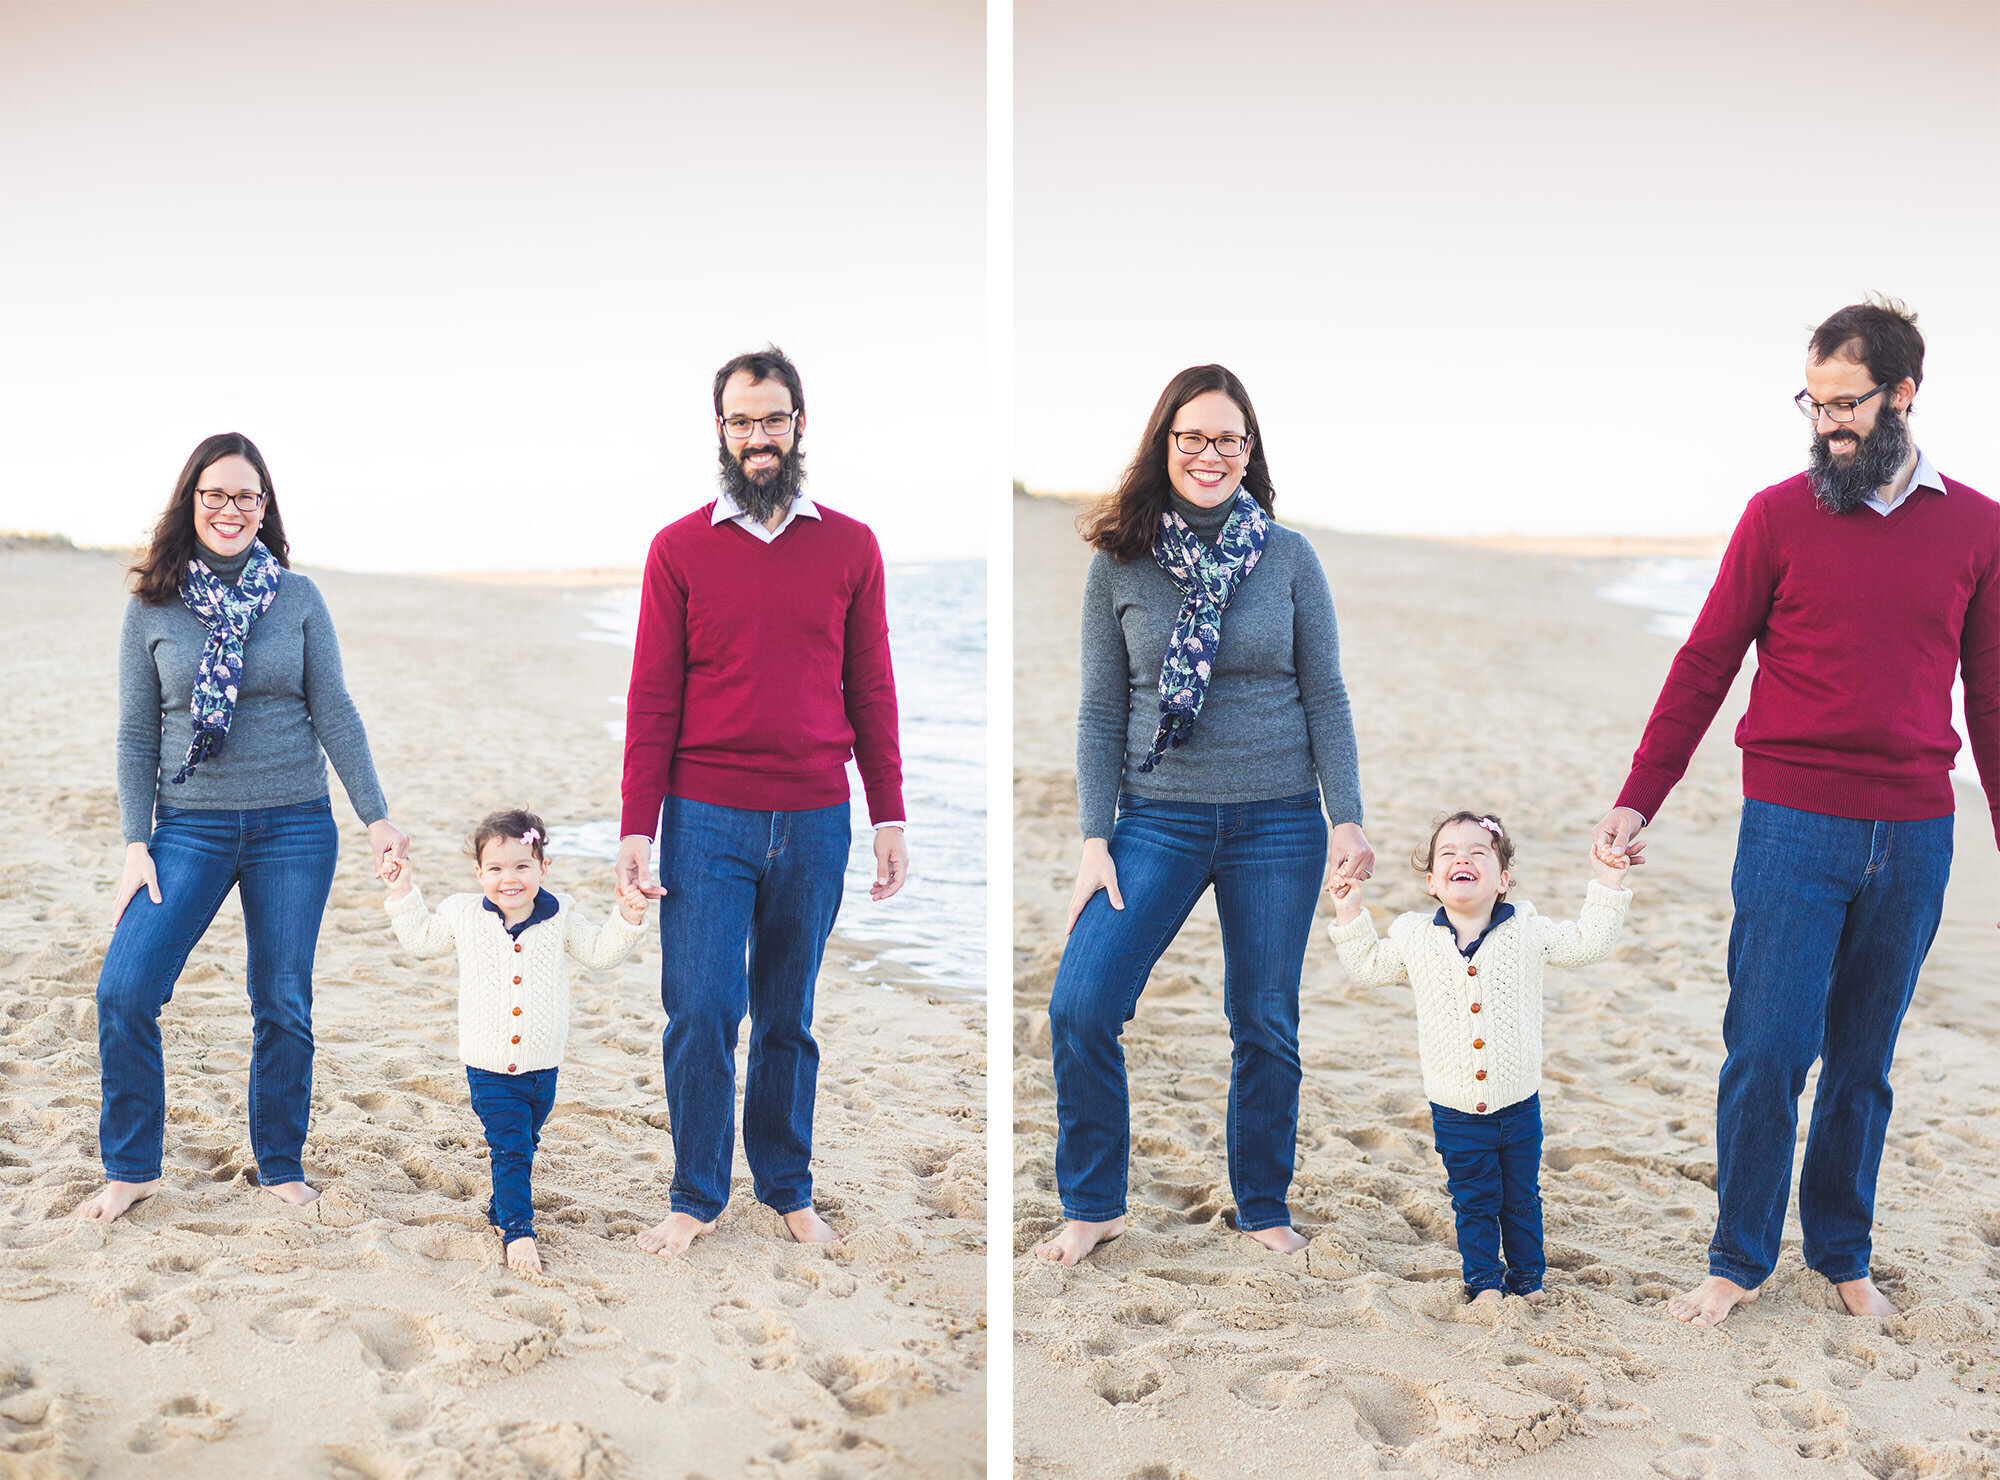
1434, 899, 1516, 959
1865, 447, 1945, 515
482, 888, 558, 938
711, 491, 821, 528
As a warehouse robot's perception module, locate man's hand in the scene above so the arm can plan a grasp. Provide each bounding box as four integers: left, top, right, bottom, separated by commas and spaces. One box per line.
1592, 806, 1649, 868
870, 827, 907, 902
1066, 838, 1123, 934
1329, 875, 1365, 925
1327, 822, 1375, 893
368, 819, 410, 881
616, 834, 667, 899
113, 841, 162, 926
616, 881, 650, 924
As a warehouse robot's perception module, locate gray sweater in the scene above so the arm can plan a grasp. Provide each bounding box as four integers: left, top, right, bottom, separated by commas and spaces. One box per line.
118, 568, 388, 843
1076, 505, 1363, 840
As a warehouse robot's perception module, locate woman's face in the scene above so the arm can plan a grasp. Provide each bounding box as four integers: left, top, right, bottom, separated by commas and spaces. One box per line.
1165, 390, 1250, 509
191, 454, 266, 558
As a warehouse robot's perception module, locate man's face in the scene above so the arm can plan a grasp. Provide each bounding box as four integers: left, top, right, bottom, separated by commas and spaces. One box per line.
717, 370, 801, 485
1801, 353, 1908, 464
1802, 353, 1916, 513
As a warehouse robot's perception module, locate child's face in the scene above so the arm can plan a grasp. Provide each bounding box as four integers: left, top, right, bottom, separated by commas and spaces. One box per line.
476, 836, 548, 911
1425, 820, 1508, 913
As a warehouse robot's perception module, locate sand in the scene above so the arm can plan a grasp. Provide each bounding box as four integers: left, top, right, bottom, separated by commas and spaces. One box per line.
1012, 493, 2000, 1480
0, 542, 985, 1480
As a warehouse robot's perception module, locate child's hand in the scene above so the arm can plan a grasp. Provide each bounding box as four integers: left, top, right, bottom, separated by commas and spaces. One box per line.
382, 855, 414, 901
616, 882, 649, 925
1329, 875, 1365, 924
1590, 839, 1630, 888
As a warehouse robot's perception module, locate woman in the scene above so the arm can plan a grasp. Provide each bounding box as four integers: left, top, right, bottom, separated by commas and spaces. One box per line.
79, 432, 407, 1224
1033, 365, 1373, 1266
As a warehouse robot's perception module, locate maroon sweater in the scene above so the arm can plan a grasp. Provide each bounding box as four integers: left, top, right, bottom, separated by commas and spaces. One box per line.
619, 504, 904, 837
1616, 471, 2000, 846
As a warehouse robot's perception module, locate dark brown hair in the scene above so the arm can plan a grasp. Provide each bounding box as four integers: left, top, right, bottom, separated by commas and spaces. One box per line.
128, 432, 291, 605
467, 808, 549, 866
1077, 364, 1276, 563
1809, 295, 1924, 395
1413, 811, 1515, 883
712, 344, 804, 420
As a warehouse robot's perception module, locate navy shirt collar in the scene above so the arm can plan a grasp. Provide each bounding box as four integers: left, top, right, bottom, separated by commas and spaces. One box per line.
1434, 899, 1515, 959
483, 888, 558, 938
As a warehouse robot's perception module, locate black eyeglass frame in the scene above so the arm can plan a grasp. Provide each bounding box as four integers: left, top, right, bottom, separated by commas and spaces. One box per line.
194, 488, 269, 513
719, 411, 801, 439
1169, 430, 1254, 458
1794, 383, 1889, 424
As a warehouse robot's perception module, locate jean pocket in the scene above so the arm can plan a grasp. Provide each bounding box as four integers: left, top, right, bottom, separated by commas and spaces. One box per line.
290, 797, 333, 814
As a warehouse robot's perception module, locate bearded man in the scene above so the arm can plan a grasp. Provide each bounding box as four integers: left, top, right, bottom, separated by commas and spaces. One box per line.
1595, 297, 2000, 1328
616, 345, 908, 1258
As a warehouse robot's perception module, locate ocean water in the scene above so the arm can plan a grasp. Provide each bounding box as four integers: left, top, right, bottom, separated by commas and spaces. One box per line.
552, 560, 986, 999
1594, 557, 1975, 783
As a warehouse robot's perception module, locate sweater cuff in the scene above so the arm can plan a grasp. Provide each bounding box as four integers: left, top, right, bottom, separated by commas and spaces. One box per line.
1584, 879, 1633, 912
384, 883, 427, 918
862, 780, 906, 829
1614, 768, 1674, 826
1326, 911, 1377, 945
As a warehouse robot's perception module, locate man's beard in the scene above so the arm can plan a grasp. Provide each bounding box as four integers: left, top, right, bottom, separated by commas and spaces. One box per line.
1808, 401, 1912, 515
717, 439, 807, 524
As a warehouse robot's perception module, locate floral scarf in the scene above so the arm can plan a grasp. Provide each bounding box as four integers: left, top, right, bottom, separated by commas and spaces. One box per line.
1139, 489, 1269, 771
172, 541, 283, 784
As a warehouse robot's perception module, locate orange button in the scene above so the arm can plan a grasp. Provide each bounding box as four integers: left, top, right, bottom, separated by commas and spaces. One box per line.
1469, 1003, 1481, 1013
513, 943, 522, 953
1472, 1038, 1484, 1049
512, 1007, 522, 1016
512, 976, 522, 985
1467, 965, 1478, 977
1475, 1102, 1487, 1112
507, 1063, 517, 1073
511, 1034, 520, 1044
1475, 1070, 1487, 1080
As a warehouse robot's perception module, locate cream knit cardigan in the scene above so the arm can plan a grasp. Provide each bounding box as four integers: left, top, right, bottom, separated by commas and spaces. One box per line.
1327, 880, 1631, 1115
384, 886, 644, 1075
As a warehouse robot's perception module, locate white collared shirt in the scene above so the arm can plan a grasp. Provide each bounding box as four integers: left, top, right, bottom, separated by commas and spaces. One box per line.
704, 490, 905, 832
1865, 446, 1946, 516
711, 490, 823, 543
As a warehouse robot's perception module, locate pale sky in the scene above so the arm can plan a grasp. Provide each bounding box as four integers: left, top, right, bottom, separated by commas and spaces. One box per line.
1017, 0, 2000, 537
0, 0, 984, 570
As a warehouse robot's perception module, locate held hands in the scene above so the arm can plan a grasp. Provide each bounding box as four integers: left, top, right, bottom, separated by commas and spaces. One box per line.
1591, 806, 1647, 871
1590, 836, 1632, 888
616, 834, 668, 900
112, 842, 162, 926
870, 827, 908, 902
615, 881, 650, 924
380, 854, 414, 901
1066, 838, 1122, 934
1328, 874, 1365, 925
1325, 821, 1375, 895
369, 819, 410, 882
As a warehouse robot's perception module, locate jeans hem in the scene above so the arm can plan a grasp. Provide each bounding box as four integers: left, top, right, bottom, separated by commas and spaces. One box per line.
1811, 1265, 1870, 1285
1235, 1215, 1293, 1234
1706, 1259, 1769, 1287
102, 1166, 162, 1183
1463, 1279, 1506, 1296
1060, 1205, 1126, 1224
672, 1199, 726, 1224
763, 1198, 812, 1217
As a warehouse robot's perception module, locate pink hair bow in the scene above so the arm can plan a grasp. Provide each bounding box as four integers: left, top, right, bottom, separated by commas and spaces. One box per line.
519, 828, 541, 846
1477, 817, 1502, 837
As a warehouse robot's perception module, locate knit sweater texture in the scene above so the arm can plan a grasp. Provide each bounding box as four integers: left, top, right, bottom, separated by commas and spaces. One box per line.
384, 886, 644, 1074
1328, 881, 1631, 1115
117, 569, 387, 843
1076, 521, 1362, 840
1615, 471, 2000, 845
620, 502, 903, 836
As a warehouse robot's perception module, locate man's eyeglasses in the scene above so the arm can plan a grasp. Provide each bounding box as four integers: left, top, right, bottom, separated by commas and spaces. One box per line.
721, 412, 799, 439
1794, 384, 1888, 425
1170, 430, 1251, 459
196, 488, 268, 513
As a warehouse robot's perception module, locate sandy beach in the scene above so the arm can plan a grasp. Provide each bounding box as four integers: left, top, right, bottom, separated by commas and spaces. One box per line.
0, 540, 985, 1479
1012, 493, 2000, 1479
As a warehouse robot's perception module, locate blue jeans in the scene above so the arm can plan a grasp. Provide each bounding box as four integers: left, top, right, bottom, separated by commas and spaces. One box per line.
1432, 1094, 1544, 1296
95, 798, 339, 1184
1711, 799, 1952, 1287
467, 1065, 558, 1242
1048, 791, 1326, 1232
655, 796, 850, 1222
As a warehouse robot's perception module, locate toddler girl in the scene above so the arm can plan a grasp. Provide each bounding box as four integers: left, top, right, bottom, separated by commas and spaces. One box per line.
1326, 812, 1630, 1304
383, 807, 648, 1274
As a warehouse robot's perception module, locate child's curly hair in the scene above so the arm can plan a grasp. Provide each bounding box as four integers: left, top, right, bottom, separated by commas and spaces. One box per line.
1412, 811, 1516, 880
466, 808, 549, 866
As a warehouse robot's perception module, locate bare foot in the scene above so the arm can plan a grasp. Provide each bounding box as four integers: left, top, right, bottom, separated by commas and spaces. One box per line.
1032, 1216, 1125, 1267
637, 1211, 715, 1258
782, 1207, 837, 1245
1666, 1274, 1760, 1328
260, 1181, 319, 1208
1243, 1225, 1309, 1254
1521, 1289, 1547, 1305
77, 1178, 160, 1224
1834, 1275, 1896, 1317
505, 1236, 542, 1274
1470, 1288, 1504, 1306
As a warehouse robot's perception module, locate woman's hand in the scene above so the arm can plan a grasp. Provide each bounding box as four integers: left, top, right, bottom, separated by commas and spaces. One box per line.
1065, 838, 1124, 935
1326, 822, 1375, 894
368, 818, 410, 880
113, 842, 161, 926
1329, 875, 1365, 925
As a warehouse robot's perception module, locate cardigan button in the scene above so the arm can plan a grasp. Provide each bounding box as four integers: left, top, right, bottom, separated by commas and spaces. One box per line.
511, 1034, 520, 1044
513, 943, 522, 954
507, 1063, 517, 1073
1472, 1038, 1484, 1049
1469, 1003, 1481, 1013
1475, 1102, 1487, 1113
1475, 1070, 1487, 1080
512, 976, 522, 985
512, 1007, 522, 1016
1467, 964, 1478, 977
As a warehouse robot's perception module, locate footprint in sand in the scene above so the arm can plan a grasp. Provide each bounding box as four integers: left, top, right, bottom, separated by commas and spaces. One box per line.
810, 1350, 944, 1416
707, 1297, 800, 1371
126, 1393, 234, 1454
622, 1353, 733, 1409
126, 1300, 199, 1346
249, 1293, 340, 1345
1227, 1358, 1329, 1412
1341, 1372, 1435, 1448
349, 1309, 436, 1374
